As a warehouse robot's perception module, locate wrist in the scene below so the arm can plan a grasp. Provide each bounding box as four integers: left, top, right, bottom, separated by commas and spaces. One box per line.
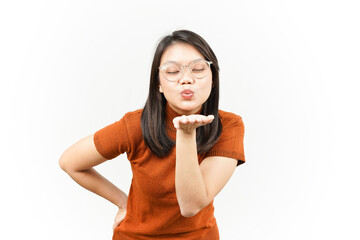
116, 193, 128, 210
118, 207, 127, 211
176, 128, 196, 136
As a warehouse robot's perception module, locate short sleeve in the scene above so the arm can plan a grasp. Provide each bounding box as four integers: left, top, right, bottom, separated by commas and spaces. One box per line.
204, 114, 245, 166
93, 115, 130, 160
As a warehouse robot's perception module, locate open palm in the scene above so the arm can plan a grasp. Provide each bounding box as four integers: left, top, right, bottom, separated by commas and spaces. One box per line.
173, 114, 214, 133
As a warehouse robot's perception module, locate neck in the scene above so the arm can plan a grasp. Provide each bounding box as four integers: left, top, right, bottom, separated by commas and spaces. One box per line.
165, 102, 202, 135
167, 102, 202, 116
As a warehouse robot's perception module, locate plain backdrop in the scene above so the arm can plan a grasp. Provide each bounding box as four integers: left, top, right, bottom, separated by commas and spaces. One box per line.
1, 0, 359, 239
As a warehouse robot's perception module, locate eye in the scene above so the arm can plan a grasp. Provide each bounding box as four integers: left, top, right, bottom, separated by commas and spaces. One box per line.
166, 70, 180, 75
163, 64, 181, 74
192, 68, 205, 72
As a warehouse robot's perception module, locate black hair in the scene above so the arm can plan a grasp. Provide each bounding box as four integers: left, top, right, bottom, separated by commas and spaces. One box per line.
141, 30, 222, 157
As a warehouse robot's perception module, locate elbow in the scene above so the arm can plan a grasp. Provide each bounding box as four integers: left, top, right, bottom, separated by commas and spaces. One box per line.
180, 208, 200, 218
179, 202, 205, 217
58, 151, 73, 172
58, 157, 68, 172
178, 197, 211, 217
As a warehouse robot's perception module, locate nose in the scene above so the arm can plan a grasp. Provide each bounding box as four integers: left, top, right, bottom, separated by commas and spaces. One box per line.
178, 66, 194, 85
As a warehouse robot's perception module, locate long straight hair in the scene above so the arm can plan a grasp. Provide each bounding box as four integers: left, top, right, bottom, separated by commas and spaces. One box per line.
141, 30, 222, 158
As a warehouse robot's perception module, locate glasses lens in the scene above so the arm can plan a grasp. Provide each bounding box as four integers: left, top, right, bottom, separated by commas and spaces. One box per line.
162, 63, 181, 81
190, 60, 211, 78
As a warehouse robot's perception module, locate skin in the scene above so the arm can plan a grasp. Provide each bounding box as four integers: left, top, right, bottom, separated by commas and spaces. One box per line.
59, 42, 237, 233
159, 42, 237, 217
159, 42, 213, 116
58, 137, 129, 231
113, 208, 126, 230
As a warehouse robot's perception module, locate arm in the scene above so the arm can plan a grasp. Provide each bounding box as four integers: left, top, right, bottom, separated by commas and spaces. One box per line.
174, 116, 237, 217
58, 134, 127, 210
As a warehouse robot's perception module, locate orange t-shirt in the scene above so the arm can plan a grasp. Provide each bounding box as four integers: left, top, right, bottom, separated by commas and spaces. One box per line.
93, 103, 245, 240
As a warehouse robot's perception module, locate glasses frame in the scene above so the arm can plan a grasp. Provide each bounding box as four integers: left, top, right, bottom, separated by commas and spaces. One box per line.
158, 59, 213, 82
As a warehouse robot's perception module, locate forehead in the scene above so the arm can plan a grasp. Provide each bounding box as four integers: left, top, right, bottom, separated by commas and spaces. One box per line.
160, 42, 205, 65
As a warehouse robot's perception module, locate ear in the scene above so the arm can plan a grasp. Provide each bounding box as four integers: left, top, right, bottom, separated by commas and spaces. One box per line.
159, 85, 164, 93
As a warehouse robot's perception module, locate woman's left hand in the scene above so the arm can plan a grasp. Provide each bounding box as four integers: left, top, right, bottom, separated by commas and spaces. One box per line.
173, 114, 214, 134
113, 208, 127, 231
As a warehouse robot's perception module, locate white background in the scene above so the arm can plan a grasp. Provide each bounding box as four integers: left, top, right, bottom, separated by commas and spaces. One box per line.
1, 0, 359, 239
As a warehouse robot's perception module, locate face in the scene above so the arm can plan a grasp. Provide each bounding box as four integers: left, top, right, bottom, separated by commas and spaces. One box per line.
159, 42, 213, 115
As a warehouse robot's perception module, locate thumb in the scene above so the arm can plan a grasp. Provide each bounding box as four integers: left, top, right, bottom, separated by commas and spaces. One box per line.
113, 221, 118, 230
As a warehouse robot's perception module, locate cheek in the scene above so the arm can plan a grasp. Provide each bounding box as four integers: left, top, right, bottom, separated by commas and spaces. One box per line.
159, 77, 175, 96
158, 78, 164, 93
201, 77, 213, 96
159, 76, 168, 92
205, 84, 213, 99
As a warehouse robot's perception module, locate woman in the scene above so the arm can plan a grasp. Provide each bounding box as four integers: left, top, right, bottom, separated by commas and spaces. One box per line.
59, 29, 245, 240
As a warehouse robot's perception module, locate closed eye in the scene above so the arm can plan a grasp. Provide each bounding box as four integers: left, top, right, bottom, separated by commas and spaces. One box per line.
167, 71, 180, 74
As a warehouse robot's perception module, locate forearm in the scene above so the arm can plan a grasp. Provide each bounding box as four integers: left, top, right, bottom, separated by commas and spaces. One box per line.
175, 130, 207, 217
64, 168, 127, 209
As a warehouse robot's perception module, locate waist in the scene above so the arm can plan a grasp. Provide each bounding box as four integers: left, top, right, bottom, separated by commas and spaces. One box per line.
113, 220, 219, 240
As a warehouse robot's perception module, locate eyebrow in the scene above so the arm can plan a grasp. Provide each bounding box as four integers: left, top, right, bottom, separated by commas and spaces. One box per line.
161, 58, 205, 66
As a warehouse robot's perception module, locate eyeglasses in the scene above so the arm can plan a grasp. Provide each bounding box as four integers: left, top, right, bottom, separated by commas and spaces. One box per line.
158, 59, 213, 82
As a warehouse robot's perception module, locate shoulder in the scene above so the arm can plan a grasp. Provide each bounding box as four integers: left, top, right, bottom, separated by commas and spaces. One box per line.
121, 108, 143, 131
202, 109, 246, 165
218, 109, 244, 128
123, 108, 143, 119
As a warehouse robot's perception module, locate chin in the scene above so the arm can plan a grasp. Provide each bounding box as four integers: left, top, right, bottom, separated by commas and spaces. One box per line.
179, 102, 202, 113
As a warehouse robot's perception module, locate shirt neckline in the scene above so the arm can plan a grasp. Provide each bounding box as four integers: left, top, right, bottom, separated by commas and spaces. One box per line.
165, 102, 202, 133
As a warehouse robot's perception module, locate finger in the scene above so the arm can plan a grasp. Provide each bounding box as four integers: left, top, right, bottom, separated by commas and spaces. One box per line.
113, 216, 123, 230
188, 117, 196, 124
173, 117, 181, 129
186, 116, 196, 124
192, 115, 207, 123
206, 115, 215, 123
180, 115, 188, 124
173, 119, 179, 129
197, 115, 214, 126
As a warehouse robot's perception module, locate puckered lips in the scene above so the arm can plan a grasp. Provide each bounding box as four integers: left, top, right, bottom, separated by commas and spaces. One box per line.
181, 89, 194, 100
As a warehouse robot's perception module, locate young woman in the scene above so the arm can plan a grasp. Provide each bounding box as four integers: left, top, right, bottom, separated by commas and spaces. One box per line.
59, 29, 245, 240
